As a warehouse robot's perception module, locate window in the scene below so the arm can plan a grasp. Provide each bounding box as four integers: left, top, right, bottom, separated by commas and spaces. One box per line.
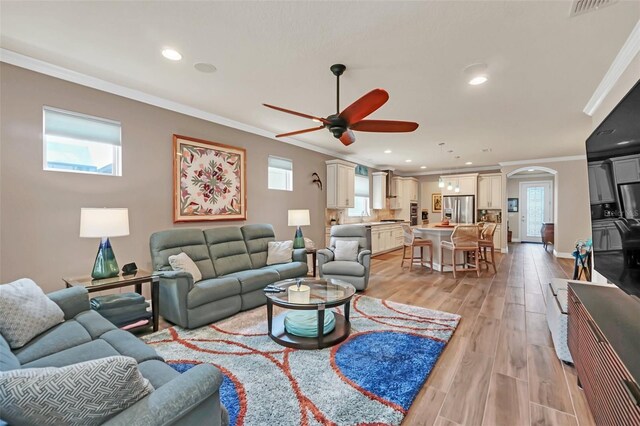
348, 170, 371, 217
43, 107, 122, 176
268, 156, 293, 191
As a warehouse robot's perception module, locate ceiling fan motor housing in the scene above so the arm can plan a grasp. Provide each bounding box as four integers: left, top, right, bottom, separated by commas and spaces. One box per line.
327, 114, 347, 138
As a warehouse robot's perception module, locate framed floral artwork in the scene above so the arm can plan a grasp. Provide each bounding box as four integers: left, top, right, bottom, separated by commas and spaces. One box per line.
173, 135, 246, 222
432, 193, 442, 213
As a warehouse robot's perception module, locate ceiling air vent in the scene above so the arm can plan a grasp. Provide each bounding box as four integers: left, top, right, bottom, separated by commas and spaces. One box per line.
569, 0, 618, 17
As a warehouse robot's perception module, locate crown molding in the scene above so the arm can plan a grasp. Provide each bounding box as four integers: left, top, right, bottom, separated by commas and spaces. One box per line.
0, 48, 377, 168
498, 155, 586, 166
583, 19, 640, 117
399, 165, 500, 176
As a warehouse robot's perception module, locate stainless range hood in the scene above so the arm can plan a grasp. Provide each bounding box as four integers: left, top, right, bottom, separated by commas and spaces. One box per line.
385, 170, 396, 198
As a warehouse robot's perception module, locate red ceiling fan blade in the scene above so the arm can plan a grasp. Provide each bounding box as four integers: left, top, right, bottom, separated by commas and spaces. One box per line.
263, 103, 330, 125
339, 89, 389, 125
350, 120, 419, 133
339, 130, 356, 146
276, 126, 325, 138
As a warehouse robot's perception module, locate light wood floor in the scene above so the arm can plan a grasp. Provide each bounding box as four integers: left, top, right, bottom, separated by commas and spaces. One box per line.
153, 243, 596, 426
365, 243, 596, 426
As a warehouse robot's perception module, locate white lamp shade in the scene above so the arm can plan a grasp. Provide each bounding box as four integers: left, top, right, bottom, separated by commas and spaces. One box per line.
80, 208, 130, 238
288, 209, 310, 227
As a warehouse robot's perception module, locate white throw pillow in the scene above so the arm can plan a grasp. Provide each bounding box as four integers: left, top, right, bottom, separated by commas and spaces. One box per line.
0, 356, 154, 425
334, 240, 360, 261
168, 252, 202, 282
267, 240, 294, 265
0, 278, 65, 349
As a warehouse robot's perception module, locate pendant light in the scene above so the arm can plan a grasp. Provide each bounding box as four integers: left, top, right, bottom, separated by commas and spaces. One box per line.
438, 142, 445, 188
454, 183, 460, 193
447, 181, 453, 191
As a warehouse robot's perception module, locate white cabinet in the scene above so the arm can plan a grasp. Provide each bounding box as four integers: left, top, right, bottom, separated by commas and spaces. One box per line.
592, 221, 622, 251
407, 179, 419, 201
612, 157, 640, 184
371, 224, 404, 255
440, 174, 478, 196
389, 177, 418, 210
372, 172, 387, 210
494, 225, 502, 249
326, 160, 356, 209
587, 162, 616, 204
389, 177, 403, 210
478, 174, 503, 209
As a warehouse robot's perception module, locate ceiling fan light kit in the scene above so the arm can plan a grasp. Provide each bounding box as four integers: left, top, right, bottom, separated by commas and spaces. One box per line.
264, 64, 419, 146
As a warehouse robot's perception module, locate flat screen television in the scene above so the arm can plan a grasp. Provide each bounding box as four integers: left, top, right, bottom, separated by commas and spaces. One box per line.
586, 78, 640, 298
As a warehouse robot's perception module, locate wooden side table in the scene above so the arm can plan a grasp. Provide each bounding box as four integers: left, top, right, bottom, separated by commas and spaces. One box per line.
62, 270, 159, 332
306, 248, 317, 277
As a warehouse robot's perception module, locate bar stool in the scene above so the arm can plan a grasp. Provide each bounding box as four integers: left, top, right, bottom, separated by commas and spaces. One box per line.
478, 223, 498, 274
440, 224, 480, 279
401, 224, 433, 271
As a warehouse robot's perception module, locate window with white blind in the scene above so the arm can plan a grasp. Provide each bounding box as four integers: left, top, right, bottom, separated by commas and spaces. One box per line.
268, 155, 293, 191
43, 107, 122, 176
348, 174, 371, 217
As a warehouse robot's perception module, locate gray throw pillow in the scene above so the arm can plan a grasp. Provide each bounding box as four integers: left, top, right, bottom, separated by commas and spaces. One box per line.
0, 278, 65, 349
0, 356, 154, 425
334, 240, 359, 261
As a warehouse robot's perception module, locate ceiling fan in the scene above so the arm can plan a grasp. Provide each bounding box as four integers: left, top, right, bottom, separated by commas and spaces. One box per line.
263, 64, 419, 146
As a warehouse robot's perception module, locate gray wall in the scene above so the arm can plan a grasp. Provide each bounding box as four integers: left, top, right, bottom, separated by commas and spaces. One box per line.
0, 63, 332, 292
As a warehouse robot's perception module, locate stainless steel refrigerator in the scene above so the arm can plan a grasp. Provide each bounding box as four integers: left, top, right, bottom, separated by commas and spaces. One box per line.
619, 183, 640, 218
443, 195, 475, 224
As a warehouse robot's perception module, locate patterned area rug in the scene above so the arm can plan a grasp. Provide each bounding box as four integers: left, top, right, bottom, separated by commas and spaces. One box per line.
142, 295, 460, 426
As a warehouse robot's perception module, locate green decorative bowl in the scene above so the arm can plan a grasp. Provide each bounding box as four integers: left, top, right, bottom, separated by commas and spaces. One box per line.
284, 310, 336, 337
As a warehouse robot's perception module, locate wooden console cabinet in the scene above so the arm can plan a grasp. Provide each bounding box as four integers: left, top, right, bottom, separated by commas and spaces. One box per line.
568, 283, 640, 425
541, 222, 554, 251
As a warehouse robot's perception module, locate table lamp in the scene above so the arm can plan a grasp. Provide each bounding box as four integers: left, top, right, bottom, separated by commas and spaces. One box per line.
80, 208, 130, 279
288, 209, 310, 249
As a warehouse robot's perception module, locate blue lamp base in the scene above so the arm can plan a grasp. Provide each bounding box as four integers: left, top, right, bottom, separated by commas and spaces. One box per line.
91, 237, 120, 279
293, 226, 305, 249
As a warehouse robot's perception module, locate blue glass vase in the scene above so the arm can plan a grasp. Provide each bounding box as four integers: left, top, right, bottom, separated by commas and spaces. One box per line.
91, 237, 120, 279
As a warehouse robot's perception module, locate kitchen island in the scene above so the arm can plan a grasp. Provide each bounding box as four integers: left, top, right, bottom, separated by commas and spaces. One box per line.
413, 223, 460, 272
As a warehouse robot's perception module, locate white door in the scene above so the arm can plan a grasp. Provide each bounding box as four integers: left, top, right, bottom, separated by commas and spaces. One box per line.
520, 181, 553, 243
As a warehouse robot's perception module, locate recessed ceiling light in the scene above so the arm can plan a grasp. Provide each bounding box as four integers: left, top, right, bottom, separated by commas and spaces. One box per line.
405, 159, 412, 163
162, 48, 182, 61
194, 62, 217, 73
464, 63, 489, 85
465, 161, 473, 165
468, 76, 488, 85
420, 166, 427, 169
617, 141, 630, 145
384, 149, 392, 154
528, 169, 535, 172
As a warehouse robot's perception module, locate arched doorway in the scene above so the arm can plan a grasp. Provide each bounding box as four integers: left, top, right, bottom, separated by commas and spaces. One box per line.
506, 167, 557, 246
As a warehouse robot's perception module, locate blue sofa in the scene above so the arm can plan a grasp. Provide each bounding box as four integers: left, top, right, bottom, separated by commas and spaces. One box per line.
0, 286, 228, 426
149, 224, 309, 329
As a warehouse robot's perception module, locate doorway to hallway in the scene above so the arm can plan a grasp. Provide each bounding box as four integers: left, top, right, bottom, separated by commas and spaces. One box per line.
519, 181, 553, 243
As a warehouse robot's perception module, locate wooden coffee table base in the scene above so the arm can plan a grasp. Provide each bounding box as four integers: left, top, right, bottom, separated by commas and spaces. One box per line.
268, 312, 350, 350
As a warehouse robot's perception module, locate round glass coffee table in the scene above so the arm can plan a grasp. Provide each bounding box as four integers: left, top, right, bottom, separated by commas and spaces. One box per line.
265, 278, 356, 349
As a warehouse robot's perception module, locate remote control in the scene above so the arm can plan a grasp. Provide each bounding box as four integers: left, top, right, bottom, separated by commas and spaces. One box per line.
263, 288, 285, 293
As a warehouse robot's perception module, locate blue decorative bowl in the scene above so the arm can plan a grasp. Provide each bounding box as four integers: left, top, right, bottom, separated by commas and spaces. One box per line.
284, 310, 336, 337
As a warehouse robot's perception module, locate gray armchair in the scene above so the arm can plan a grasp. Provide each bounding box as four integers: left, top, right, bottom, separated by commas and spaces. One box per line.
318, 225, 372, 291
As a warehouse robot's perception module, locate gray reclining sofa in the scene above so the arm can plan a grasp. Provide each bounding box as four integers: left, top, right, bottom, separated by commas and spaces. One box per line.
0, 286, 227, 426
150, 224, 308, 329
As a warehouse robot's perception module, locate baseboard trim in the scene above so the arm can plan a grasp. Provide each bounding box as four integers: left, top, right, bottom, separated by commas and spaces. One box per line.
553, 249, 573, 259
511, 238, 521, 242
